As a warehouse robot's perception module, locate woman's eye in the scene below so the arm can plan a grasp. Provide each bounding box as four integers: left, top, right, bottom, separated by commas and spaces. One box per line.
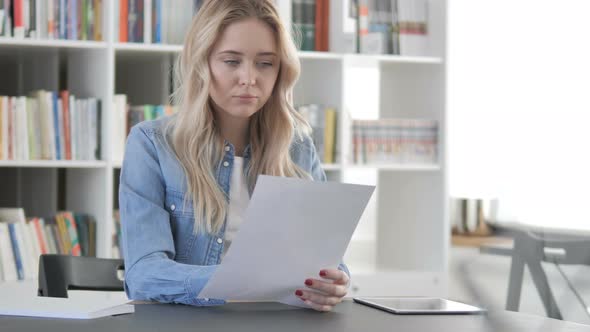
224, 60, 240, 66
257, 62, 273, 67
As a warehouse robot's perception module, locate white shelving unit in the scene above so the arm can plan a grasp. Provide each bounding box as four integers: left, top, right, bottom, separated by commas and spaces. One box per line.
0, 0, 448, 298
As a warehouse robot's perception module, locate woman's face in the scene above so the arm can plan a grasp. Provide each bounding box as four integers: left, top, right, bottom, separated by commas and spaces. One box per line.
208, 18, 280, 121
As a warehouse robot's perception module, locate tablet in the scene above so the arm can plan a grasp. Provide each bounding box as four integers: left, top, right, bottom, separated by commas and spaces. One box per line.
353, 297, 486, 315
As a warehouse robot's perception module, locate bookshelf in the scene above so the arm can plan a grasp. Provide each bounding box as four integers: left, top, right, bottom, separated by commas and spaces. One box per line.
0, 0, 448, 298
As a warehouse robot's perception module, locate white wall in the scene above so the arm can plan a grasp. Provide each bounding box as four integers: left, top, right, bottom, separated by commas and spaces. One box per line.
448, 0, 590, 230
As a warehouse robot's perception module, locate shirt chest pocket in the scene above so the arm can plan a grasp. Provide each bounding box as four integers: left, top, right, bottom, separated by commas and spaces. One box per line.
165, 188, 197, 261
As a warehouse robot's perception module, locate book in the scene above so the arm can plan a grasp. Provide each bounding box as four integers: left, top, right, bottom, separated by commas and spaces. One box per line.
87, 215, 96, 257
0, 208, 28, 280
0, 96, 5, 160
13, 0, 24, 38
61, 211, 81, 256
7, 223, 24, 280
55, 214, 71, 254
0, 1, 4, 36
0, 222, 18, 281
314, 0, 329, 51
74, 214, 89, 256
144, 0, 151, 43
323, 108, 337, 164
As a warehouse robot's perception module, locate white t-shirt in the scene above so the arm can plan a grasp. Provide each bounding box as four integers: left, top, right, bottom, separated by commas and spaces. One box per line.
222, 157, 250, 258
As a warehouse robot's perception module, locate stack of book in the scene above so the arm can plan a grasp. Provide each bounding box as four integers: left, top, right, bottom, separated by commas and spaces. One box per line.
356, 0, 429, 55
0, 0, 105, 40
112, 94, 177, 164
0, 208, 97, 281
296, 103, 337, 164
291, 0, 330, 51
116, 0, 201, 44
352, 118, 437, 165
0, 91, 102, 161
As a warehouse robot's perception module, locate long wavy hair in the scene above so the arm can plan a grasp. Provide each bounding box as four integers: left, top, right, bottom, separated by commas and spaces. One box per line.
166, 0, 311, 235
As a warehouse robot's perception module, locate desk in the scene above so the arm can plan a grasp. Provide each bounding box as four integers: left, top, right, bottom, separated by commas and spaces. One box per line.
1, 300, 589, 332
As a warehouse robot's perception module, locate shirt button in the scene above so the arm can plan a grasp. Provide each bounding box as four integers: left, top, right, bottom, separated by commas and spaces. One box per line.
217, 238, 223, 244
170, 204, 176, 211
225, 146, 230, 152
223, 161, 229, 167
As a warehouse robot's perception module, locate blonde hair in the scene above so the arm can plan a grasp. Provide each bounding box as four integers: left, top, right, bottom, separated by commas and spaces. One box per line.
166, 0, 311, 235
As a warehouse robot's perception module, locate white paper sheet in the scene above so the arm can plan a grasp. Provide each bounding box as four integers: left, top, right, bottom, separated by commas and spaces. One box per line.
0, 293, 133, 319
198, 175, 375, 307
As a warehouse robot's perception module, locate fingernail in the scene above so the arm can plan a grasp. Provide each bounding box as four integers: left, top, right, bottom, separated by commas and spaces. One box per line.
305, 279, 313, 286
295, 290, 303, 296
319, 270, 327, 277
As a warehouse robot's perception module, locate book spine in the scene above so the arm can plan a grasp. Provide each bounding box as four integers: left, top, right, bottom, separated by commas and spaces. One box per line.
153, 0, 160, 43
0, 1, 5, 37
74, 214, 88, 256
0, 96, 3, 160
119, 0, 128, 42
69, 95, 76, 160
8, 97, 15, 160
55, 214, 71, 254
86, 0, 93, 40
80, 0, 87, 40
26, 98, 35, 159
28, 0, 36, 38
95, 99, 101, 160
60, 91, 71, 160
59, 0, 66, 39
33, 218, 48, 254
143, 0, 150, 43
68, 0, 77, 39
93, 0, 101, 40
7, 223, 24, 280
51, 92, 61, 160
0, 223, 18, 281
25, 221, 40, 277
4, 0, 13, 37
301, 0, 315, 51
136, 0, 143, 42
13, 0, 24, 38
64, 212, 81, 256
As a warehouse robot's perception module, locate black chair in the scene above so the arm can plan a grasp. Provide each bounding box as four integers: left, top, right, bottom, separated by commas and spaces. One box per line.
38, 254, 125, 298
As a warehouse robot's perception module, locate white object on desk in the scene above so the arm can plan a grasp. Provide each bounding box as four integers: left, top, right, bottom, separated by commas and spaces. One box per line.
353, 297, 486, 315
0, 296, 133, 319
199, 175, 375, 307
0, 280, 133, 319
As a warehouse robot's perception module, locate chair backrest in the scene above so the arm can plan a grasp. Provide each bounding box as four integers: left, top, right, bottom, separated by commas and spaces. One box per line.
506, 229, 590, 320
38, 254, 125, 298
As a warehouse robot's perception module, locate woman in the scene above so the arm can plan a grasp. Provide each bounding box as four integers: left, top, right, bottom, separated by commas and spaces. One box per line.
120, 0, 349, 312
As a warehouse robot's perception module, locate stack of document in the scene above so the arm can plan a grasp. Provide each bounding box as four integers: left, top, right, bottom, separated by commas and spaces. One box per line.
0, 290, 133, 319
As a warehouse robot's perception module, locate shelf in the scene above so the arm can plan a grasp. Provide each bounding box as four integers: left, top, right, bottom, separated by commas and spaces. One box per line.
115, 162, 340, 171
321, 163, 342, 171
451, 234, 513, 248
373, 54, 443, 65
110, 44, 443, 64
113, 42, 183, 54
297, 51, 344, 60
0, 38, 107, 50
346, 164, 441, 171
0, 160, 107, 168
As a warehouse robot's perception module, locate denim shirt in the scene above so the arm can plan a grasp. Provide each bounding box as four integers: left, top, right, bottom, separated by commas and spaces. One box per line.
119, 116, 350, 306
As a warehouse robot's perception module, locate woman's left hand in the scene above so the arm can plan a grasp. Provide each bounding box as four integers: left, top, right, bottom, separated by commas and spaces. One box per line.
295, 269, 350, 312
